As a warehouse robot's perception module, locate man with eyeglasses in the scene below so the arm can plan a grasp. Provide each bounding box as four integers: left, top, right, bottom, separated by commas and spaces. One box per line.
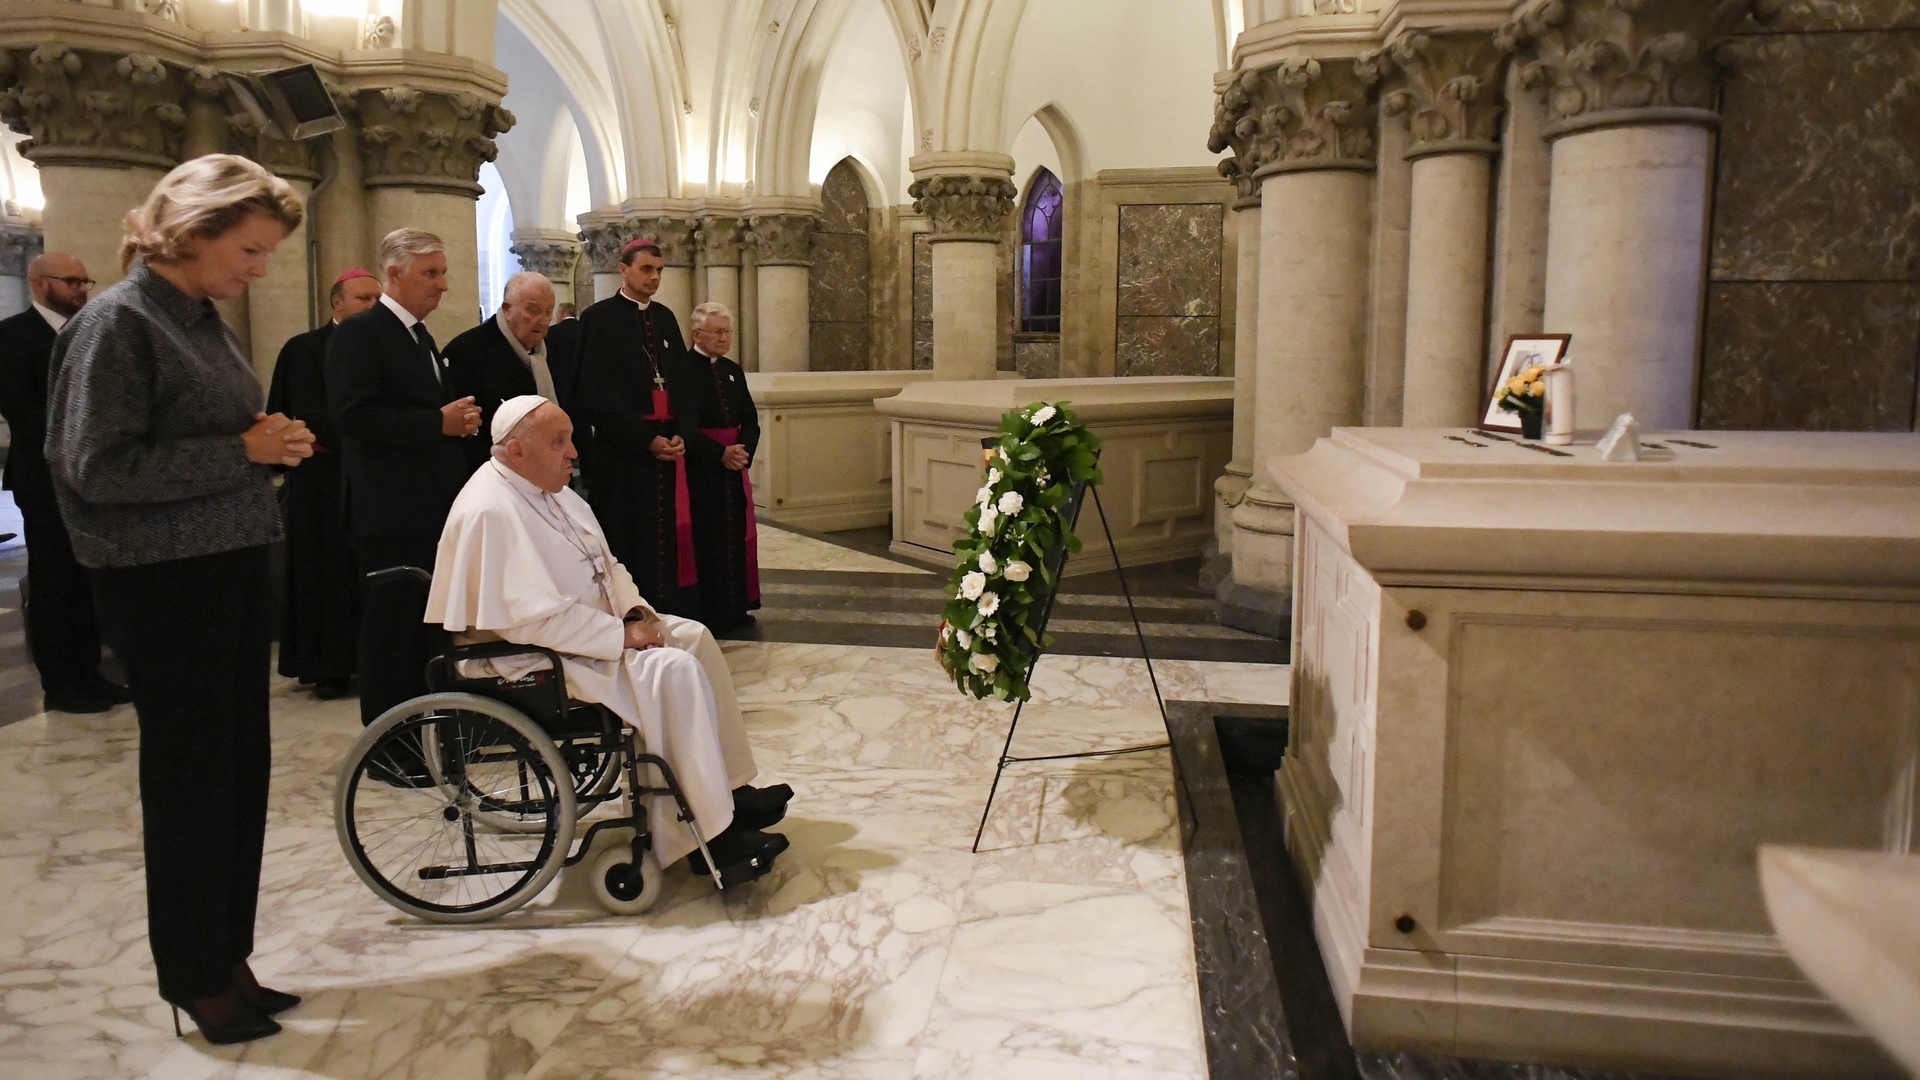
0, 253, 130, 713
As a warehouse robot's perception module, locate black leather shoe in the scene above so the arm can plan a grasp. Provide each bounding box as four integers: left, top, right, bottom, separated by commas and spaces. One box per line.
238, 985, 302, 1016
314, 678, 354, 700
44, 689, 115, 714
732, 784, 794, 832
167, 994, 281, 1045
82, 677, 133, 705
686, 825, 789, 888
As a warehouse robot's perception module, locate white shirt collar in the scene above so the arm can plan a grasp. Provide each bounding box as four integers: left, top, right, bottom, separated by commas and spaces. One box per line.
495, 310, 545, 362
379, 292, 421, 330
32, 302, 67, 333
617, 288, 651, 310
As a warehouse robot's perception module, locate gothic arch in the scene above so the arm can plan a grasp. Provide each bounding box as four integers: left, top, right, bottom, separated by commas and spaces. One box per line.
497, 0, 624, 207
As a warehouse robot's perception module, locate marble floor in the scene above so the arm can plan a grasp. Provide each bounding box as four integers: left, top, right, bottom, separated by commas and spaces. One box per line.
0, 616, 1289, 1078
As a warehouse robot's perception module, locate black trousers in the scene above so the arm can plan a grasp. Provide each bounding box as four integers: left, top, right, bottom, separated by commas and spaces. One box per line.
352, 537, 443, 727
92, 545, 273, 1003
18, 492, 105, 695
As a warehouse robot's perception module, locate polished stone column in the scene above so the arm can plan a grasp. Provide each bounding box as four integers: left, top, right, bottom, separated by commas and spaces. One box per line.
696, 215, 745, 327
1208, 56, 1380, 632
1212, 163, 1261, 561
355, 85, 516, 345
509, 229, 584, 302
577, 211, 632, 303
1501, 0, 1764, 430
635, 214, 695, 339
746, 212, 816, 373
1387, 32, 1507, 428
908, 174, 1016, 380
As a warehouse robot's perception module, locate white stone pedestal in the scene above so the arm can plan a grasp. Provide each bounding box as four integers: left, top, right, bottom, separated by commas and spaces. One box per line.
1270, 427, 1920, 1079
747, 370, 938, 531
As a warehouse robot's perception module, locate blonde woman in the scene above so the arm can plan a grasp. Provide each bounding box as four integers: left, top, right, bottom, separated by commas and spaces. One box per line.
45, 154, 314, 1045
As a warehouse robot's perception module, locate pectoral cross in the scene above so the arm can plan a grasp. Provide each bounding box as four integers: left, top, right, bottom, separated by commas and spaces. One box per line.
653, 370, 667, 391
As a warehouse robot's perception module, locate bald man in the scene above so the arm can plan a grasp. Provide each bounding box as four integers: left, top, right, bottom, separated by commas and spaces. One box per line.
0, 254, 129, 713
443, 271, 565, 472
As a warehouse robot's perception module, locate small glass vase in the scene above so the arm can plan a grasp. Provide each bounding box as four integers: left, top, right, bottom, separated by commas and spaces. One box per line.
1519, 407, 1544, 440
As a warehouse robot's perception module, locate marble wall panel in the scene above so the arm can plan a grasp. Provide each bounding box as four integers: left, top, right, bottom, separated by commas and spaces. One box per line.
1697, 281, 1920, 430
1735, 0, 1920, 31
913, 232, 933, 370
1014, 336, 1061, 379
1117, 316, 1221, 377
1710, 31, 1920, 282
809, 321, 871, 372
810, 161, 872, 371
1117, 204, 1225, 318
810, 233, 869, 323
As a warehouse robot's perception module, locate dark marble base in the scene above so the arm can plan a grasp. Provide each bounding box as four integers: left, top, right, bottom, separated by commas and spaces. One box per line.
1168, 701, 1701, 1080
1216, 578, 1290, 639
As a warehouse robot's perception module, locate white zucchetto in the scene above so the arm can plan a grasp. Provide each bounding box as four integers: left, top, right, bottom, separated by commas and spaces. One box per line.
491, 394, 549, 444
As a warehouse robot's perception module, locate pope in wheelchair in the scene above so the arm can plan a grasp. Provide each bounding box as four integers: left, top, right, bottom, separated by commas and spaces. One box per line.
333, 395, 791, 922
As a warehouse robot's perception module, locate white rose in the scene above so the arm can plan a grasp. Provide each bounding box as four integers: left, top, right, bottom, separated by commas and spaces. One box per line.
1004, 560, 1032, 582
960, 571, 986, 600
986, 468, 1002, 486
956, 628, 972, 649
978, 592, 1000, 617
983, 625, 997, 641
977, 508, 998, 534
971, 652, 1000, 674
976, 485, 993, 508
997, 491, 1024, 515
1031, 405, 1057, 425
978, 551, 998, 574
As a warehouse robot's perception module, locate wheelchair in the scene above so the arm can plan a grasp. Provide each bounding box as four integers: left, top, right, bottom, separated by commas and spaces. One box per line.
333, 567, 725, 923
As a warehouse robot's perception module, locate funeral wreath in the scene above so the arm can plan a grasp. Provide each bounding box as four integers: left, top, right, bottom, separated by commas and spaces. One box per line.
936, 402, 1103, 702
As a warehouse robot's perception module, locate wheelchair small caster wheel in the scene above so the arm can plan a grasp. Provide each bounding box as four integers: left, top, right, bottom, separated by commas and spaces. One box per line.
590, 847, 662, 915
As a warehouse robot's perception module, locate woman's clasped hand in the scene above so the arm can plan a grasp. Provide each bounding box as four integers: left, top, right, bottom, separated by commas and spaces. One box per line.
243, 411, 316, 466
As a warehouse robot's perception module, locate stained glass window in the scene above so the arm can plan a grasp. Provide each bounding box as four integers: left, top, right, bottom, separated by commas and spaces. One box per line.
1019, 169, 1063, 334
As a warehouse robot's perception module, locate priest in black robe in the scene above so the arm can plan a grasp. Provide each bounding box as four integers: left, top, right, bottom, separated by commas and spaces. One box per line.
683, 302, 761, 631
265, 268, 383, 699
572, 237, 703, 618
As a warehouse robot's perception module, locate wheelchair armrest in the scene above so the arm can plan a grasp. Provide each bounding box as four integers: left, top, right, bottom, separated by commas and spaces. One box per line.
425, 641, 571, 720
365, 565, 433, 586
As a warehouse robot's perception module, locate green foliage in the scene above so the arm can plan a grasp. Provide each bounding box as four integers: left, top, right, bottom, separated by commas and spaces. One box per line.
934, 402, 1104, 701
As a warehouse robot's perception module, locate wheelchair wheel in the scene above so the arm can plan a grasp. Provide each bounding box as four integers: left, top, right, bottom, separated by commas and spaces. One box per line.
422, 730, 623, 833
336, 693, 576, 923
589, 842, 663, 916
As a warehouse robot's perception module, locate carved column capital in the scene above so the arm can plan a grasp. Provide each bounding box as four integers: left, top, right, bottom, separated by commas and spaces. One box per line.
744, 213, 817, 265
906, 174, 1016, 242
634, 216, 696, 267
1497, 0, 1771, 139
0, 219, 42, 277
696, 216, 746, 266
354, 85, 515, 198
1209, 56, 1382, 181
1378, 31, 1509, 158
578, 212, 638, 275
509, 236, 583, 284
0, 44, 190, 169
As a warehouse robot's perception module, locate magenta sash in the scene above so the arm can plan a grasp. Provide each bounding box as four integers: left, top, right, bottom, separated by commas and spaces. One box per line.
644, 405, 698, 589
699, 426, 761, 603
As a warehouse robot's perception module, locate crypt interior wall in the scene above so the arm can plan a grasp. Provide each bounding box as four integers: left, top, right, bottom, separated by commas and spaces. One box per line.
1697, 4, 1920, 432
809, 161, 873, 372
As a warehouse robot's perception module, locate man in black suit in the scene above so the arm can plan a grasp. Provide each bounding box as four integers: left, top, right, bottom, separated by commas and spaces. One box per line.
545, 301, 582, 409
266, 268, 383, 700
325, 229, 482, 725
0, 253, 129, 713
443, 271, 559, 470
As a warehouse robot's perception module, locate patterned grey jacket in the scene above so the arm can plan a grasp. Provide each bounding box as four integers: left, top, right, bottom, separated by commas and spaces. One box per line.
46, 263, 281, 568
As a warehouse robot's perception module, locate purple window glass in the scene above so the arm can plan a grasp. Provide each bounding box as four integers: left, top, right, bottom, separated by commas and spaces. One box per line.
1019, 170, 1064, 333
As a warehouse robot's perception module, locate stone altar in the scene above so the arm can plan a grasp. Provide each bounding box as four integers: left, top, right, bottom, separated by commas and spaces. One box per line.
746, 370, 937, 532
1268, 427, 1919, 1078
878, 376, 1232, 573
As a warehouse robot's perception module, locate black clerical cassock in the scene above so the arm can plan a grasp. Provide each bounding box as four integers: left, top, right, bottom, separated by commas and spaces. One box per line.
265, 322, 359, 687
573, 293, 703, 618
686, 348, 761, 630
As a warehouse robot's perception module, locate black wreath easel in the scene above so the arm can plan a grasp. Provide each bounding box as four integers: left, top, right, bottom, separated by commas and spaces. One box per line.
970, 443, 1179, 853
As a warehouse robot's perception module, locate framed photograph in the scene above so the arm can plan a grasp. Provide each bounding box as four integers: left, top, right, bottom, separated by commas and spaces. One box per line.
1481, 333, 1571, 432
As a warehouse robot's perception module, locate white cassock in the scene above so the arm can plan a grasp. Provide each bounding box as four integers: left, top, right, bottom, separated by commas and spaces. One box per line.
424, 459, 758, 866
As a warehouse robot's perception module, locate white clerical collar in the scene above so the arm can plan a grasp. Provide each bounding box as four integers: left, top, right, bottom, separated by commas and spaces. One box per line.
692, 345, 716, 359
379, 292, 421, 330
495, 309, 545, 362
617, 288, 651, 311
490, 457, 553, 501
32, 301, 67, 333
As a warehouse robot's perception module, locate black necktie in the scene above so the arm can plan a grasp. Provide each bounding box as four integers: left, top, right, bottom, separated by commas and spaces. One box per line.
413, 323, 440, 383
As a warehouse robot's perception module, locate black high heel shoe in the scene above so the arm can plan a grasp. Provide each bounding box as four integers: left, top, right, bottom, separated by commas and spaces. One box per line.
239, 985, 302, 1016
167, 994, 282, 1045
